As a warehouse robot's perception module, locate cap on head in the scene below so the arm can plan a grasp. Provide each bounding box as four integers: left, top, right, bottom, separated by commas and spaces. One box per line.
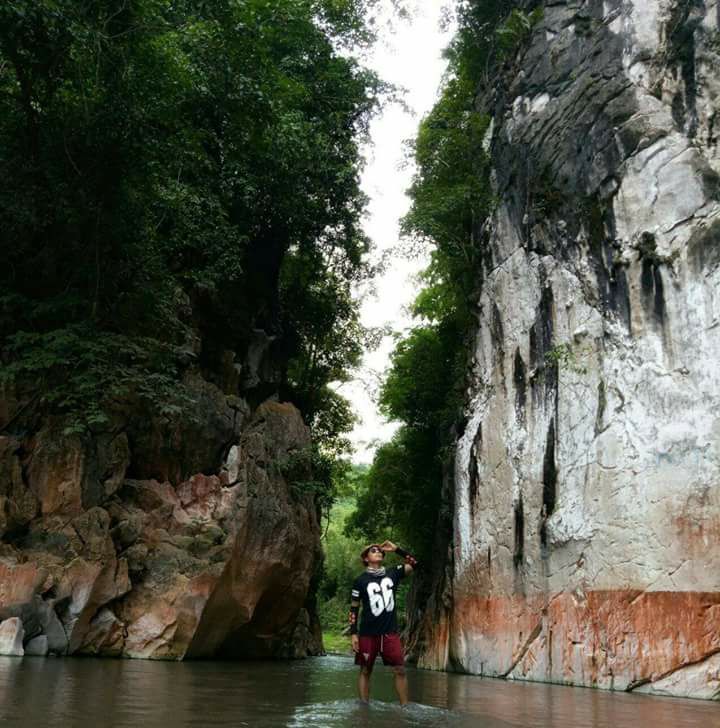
360, 544, 384, 564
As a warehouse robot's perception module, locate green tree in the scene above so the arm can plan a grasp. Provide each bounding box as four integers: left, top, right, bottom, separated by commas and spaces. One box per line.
0, 0, 386, 474
347, 0, 541, 559
317, 466, 369, 636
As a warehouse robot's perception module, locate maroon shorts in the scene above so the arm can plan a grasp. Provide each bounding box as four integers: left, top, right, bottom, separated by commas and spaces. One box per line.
354, 633, 404, 669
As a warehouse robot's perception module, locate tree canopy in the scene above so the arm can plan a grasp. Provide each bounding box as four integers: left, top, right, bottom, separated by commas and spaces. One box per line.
0, 0, 384, 459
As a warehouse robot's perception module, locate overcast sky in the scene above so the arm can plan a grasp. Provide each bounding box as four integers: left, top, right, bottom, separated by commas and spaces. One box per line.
334, 2, 455, 463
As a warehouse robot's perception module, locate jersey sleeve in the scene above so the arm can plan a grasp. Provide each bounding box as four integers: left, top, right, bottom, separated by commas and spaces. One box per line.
350, 578, 361, 602
394, 564, 405, 584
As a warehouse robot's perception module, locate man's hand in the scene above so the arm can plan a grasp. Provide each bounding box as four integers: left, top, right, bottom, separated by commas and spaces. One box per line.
351, 634, 359, 653
380, 540, 397, 553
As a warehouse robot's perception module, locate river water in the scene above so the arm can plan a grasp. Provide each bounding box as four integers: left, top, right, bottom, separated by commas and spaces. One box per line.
0, 655, 717, 727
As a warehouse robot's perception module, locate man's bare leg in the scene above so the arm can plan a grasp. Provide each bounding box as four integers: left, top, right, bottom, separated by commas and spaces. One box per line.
358, 666, 371, 702
393, 666, 409, 705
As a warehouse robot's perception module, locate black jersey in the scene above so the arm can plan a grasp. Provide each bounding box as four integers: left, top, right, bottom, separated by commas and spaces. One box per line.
350, 565, 405, 636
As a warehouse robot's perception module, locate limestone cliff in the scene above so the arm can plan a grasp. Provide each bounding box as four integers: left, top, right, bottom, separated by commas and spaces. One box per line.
0, 382, 323, 660
418, 0, 720, 700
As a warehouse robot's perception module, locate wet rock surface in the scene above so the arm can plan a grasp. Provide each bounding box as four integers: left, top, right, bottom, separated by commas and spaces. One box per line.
417, 0, 720, 700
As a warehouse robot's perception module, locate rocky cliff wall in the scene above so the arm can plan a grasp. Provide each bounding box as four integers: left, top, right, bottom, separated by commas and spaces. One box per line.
419, 0, 720, 700
0, 382, 323, 660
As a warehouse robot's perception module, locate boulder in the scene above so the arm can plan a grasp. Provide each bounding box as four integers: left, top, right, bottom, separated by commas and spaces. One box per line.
78, 607, 125, 657
24, 635, 48, 656
184, 401, 321, 659
37, 600, 69, 656
0, 617, 24, 656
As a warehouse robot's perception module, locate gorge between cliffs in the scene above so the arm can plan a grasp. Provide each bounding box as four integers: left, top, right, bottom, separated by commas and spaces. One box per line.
1, 0, 719, 712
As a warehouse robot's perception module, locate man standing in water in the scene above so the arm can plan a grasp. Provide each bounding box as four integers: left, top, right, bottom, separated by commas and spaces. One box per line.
349, 540, 417, 705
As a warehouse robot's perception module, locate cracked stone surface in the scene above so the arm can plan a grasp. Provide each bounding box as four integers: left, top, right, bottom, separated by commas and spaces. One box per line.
417, 0, 720, 700
0, 398, 323, 660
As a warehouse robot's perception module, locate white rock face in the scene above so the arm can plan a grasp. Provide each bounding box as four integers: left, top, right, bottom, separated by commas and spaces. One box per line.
0, 617, 25, 657
223, 444, 241, 485
422, 0, 720, 700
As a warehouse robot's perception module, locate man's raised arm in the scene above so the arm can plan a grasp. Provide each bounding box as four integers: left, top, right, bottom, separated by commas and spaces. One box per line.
380, 540, 418, 574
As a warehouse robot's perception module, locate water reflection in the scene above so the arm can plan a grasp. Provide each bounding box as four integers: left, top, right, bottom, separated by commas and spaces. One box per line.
0, 655, 717, 728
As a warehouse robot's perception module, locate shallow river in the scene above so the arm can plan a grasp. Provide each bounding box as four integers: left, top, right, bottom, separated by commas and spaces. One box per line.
0, 655, 717, 727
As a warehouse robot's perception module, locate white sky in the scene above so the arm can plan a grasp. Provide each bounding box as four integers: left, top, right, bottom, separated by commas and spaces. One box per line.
334, 2, 454, 463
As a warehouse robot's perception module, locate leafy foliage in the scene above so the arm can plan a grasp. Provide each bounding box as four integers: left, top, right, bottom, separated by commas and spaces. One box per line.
347, 1, 541, 556
495, 7, 545, 56
318, 496, 367, 632
345, 428, 445, 563
279, 444, 351, 516
0, 324, 192, 435
0, 0, 383, 459
279, 247, 368, 458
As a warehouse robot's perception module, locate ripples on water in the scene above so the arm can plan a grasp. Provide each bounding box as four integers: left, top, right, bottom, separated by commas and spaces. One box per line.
0, 654, 717, 727
288, 699, 466, 727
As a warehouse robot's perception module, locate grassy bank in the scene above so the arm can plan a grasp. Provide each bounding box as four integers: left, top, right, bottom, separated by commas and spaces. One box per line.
323, 631, 352, 656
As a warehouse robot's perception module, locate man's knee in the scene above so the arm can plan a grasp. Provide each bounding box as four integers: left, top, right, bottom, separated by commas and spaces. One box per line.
392, 665, 406, 677
360, 665, 373, 676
